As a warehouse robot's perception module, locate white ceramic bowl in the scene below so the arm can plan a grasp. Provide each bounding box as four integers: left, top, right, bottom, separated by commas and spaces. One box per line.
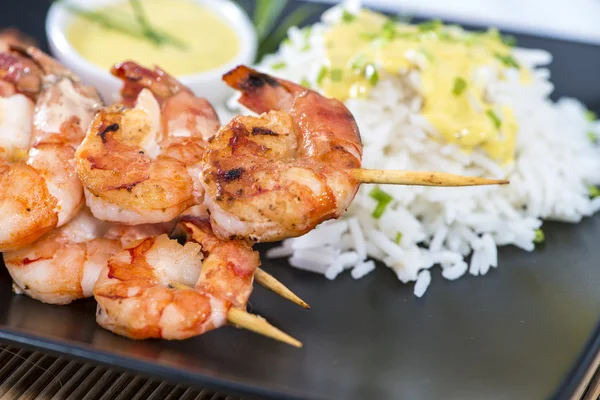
46, 0, 257, 105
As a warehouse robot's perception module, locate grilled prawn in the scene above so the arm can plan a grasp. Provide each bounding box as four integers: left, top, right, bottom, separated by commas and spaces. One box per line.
0, 46, 101, 251
76, 62, 220, 225
202, 66, 362, 242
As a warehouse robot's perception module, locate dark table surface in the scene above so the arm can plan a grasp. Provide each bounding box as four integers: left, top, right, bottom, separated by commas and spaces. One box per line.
2, 1, 600, 400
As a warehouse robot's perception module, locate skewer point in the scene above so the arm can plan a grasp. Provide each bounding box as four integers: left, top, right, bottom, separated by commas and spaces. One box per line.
227, 307, 303, 348
255, 268, 310, 309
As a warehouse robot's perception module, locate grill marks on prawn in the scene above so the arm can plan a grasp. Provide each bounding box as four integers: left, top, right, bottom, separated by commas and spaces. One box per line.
98, 122, 120, 143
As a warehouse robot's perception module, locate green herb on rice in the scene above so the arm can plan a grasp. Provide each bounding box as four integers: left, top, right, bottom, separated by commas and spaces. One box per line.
494, 53, 520, 69
365, 64, 379, 86
452, 77, 467, 96
588, 185, 600, 198
417, 20, 442, 32
587, 131, 597, 143
369, 187, 394, 219
348, 53, 368, 70
585, 110, 597, 122
271, 61, 287, 70
342, 10, 356, 23
300, 77, 311, 88
330, 68, 343, 82
534, 229, 545, 244
316, 66, 329, 85
395, 232, 403, 244
486, 109, 502, 129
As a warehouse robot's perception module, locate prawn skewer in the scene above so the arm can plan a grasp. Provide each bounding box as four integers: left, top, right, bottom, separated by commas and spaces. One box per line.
181, 220, 310, 309
76, 62, 219, 225
3, 207, 175, 305
0, 46, 101, 251
201, 65, 508, 244
94, 217, 302, 346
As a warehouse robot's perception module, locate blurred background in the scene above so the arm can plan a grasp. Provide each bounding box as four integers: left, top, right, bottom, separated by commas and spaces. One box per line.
310, 0, 600, 44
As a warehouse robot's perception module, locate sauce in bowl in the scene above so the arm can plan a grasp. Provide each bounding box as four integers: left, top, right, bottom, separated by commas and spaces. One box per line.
66, 0, 240, 76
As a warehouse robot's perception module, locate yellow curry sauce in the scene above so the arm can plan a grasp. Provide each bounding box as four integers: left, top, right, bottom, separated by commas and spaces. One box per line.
67, 0, 240, 77
320, 10, 528, 163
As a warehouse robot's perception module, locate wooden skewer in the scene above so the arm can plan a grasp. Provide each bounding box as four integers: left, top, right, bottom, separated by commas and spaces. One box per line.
254, 268, 310, 309
182, 221, 309, 308
227, 307, 302, 348
170, 281, 302, 347
351, 169, 509, 187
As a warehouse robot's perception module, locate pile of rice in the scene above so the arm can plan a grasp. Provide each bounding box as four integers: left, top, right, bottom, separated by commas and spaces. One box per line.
227, 2, 600, 297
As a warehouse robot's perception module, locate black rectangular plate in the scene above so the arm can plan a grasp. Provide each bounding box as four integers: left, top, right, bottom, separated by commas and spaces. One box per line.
2, 1, 600, 399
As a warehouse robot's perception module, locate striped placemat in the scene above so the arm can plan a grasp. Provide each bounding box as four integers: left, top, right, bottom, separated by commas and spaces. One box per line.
0, 345, 242, 400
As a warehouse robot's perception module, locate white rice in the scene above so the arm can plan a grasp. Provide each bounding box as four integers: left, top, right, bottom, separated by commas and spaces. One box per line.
229, 2, 600, 296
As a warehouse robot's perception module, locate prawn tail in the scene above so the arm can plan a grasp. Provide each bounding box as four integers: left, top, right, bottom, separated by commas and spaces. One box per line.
0, 50, 42, 98
222, 65, 292, 114
111, 61, 182, 106
11, 45, 74, 81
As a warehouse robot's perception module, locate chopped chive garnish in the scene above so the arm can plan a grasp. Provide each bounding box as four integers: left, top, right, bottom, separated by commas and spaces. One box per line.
383, 19, 396, 32
271, 61, 286, 70
417, 20, 442, 32
300, 77, 311, 88
303, 26, 312, 39
588, 185, 600, 198
382, 19, 396, 39
587, 131, 597, 143
420, 48, 434, 62
486, 109, 502, 129
369, 187, 394, 219
502, 34, 517, 47
534, 229, 545, 244
342, 10, 356, 23
494, 53, 520, 69
452, 77, 467, 96
330, 68, 343, 82
365, 64, 379, 86
394, 232, 403, 244
585, 110, 597, 121
360, 32, 377, 41
348, 53, 368, 70
316, 66, 328, 85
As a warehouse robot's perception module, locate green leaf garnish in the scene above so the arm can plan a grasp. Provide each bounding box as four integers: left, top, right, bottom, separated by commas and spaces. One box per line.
486, 109, 502, 129
365, 64, 379, 86
588, 185, 600, 198
254, 4, 319, 61
271, 61, 287, 70
369, 187, 394, 219
452, 77, 467, 96
417, 20, 442, 32
330, 68, 343, 82
495, 53, 520, 69
316, 66, 329, 85
252, 0, 289, 42
395, 232, 403, 244
342, 10, 356, 23
534, 229, 545, 244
